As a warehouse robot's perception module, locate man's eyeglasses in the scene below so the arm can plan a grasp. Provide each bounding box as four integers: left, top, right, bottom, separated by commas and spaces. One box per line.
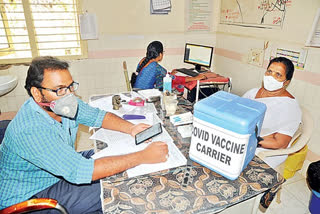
38, 81, 79, 96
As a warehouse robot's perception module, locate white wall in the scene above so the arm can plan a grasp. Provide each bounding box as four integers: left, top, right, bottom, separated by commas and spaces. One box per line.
0, 0, 217, 111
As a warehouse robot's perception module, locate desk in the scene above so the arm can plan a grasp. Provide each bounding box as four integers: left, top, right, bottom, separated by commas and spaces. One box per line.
90, 94, 284, 213
184, 76, 231, 103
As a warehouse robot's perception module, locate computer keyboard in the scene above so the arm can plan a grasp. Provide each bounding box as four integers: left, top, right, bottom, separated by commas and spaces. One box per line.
176, 68, 199, 77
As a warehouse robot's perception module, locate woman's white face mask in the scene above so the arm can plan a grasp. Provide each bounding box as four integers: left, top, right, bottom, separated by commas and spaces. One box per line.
263, 75, 285, 91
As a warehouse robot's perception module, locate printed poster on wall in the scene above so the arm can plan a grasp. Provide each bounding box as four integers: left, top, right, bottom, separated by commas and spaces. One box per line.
220, 0, 292, 28
185, 0, 213, 32
270, 48, 308, 70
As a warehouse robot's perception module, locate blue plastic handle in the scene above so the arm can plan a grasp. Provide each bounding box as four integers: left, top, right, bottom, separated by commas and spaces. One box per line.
122, 114, 146, 120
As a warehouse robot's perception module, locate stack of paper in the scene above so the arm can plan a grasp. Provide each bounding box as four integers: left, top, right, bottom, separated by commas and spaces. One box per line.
150, 0, 171, 15
137, 88, 162, 100
177, 124, 193, 138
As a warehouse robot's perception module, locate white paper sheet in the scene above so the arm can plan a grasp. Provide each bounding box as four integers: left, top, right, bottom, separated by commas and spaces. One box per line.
90, 129, 133, 145
177, 124, 193, 138
88, 93, 159, 125
137, 88, 162, 99
91, 127, 187, 178
89, 93, 185, 177
170, 112, 193, 126
79, 13, 98, 40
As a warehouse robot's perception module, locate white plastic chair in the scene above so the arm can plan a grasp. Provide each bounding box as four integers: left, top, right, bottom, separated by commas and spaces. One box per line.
257, 106, 313, 160
257, 106, 314, 204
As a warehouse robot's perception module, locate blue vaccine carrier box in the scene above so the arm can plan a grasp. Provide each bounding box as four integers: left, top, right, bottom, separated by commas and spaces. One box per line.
189, 91, 267, 180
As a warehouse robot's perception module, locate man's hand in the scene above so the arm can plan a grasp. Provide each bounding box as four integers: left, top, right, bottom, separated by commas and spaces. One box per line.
140, 141, 169, 164
129, 123, 151, 137
92, 140, 169, 180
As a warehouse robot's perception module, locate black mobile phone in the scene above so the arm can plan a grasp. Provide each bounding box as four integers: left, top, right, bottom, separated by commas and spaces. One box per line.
135, 123, 162, 145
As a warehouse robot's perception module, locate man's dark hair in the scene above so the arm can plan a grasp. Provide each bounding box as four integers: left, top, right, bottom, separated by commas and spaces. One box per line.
307, 160, 320, 193
25, 56, 69, 97
267, 57, 295, 81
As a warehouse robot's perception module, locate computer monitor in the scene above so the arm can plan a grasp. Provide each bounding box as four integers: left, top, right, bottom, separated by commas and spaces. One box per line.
184, 43, 214, 72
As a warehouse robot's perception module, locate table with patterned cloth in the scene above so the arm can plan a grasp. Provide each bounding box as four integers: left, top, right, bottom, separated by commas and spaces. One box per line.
90, 94, 285, 214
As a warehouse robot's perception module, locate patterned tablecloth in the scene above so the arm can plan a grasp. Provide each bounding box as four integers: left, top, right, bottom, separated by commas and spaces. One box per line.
90, 94, 285, 214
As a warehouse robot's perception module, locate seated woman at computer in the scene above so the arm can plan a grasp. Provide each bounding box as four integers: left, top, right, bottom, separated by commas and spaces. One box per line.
131, 41, 206, 92
243, 57, 301, 168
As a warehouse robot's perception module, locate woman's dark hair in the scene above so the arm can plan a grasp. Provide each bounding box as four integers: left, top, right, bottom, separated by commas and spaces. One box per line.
25, 56, 69, 97
130, 41, 163, 88
267, 57, 294, 80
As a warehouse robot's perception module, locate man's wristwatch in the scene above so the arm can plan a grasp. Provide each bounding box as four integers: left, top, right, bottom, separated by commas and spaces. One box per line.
257, 136, 264, 148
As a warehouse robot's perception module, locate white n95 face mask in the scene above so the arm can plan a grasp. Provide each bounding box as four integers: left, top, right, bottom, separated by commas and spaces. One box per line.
263, 75, 285, 91
39, 94, 78, 118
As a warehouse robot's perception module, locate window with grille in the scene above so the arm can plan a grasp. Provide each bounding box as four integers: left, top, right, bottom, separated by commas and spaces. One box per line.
0, 0, 86, 64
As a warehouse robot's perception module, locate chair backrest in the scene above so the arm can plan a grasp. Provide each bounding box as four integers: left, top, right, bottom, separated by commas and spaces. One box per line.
123, 61, 131, 91
0, 198, 68, 214
0, 120, 11, 144
258, 106, 314, 159
291, 106, 314, 151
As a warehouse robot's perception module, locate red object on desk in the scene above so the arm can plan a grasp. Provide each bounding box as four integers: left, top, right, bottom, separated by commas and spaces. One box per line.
128, 98, 145, 106
184, 76, 230, 91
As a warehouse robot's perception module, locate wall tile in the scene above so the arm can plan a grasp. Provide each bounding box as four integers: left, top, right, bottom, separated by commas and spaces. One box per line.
6, 97, 18, 110
0, 98, 8, 113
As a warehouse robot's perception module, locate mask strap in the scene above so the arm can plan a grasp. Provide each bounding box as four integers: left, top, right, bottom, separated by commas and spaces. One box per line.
38, 102, 55, 108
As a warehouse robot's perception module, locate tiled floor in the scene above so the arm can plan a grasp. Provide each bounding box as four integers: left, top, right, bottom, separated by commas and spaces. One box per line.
258, 172, 311, 214
76, 124, 313, 214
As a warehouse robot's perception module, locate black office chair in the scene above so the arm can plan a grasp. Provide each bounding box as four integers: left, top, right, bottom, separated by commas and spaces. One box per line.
0, 120, 11, 144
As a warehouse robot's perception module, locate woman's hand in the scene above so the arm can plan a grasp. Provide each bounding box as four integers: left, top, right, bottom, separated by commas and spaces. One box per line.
170, 69, 178, 75
129, 123, 151, 137
185, 73, 207, 82
258, 133, 292, 149
194, 73, 207, 80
